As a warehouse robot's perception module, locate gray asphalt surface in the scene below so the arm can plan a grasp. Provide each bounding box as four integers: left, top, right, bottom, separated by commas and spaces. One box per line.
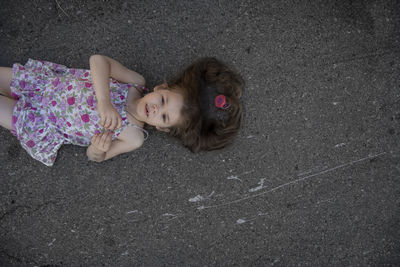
1, 0, 400, 266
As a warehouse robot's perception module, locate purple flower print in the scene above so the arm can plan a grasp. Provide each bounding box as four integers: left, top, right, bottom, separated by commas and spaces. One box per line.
26, 140, 35, 148
58, 83, 66, 90
41, 97, 49, 106
49, 112, 57, 124
19, 80, 26, 89
28, 113, 35, 122
67, 97, 75, 105
58, 101, 66, 111
11, 92, 19, 100
9, 59, 137, 166
52, 78, 60, 87
87, 96, 94, 107
74, 116, 83, 128
81, 114, 90, 123
91, 115, 98, 122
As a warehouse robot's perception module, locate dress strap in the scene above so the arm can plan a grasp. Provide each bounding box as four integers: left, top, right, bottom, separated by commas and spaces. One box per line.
130, 83, 150, 95
127, 123, 149, 140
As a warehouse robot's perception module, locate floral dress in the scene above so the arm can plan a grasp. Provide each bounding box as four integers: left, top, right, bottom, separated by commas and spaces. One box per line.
10, 59, 144, 166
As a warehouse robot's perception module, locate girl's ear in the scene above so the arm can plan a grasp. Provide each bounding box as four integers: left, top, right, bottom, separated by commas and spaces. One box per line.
154, 83, 168, 92
156, 126, 170, 133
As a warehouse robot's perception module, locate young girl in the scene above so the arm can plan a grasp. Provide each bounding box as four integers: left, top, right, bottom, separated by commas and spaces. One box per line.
0, 55, 243, 166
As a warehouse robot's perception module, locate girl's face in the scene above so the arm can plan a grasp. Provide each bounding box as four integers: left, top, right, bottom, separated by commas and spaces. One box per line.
136, 84, 184, 131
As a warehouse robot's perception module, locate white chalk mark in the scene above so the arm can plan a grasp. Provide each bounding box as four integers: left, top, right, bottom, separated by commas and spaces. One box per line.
297, 169, 313, 176
121, 251, 129, 256
227, 170, 254, 182
189, 191, 215, 202
272, 258, 280, 265
249, 178, 266, 192
316, 197, 336, 204
297, 166, 327, 177
333, 102, 340, 105
161, 213, 182, 223
236, 218, 246, 224
236, 215, 261, 224
126, 210, 138, 214
227, 175, 242, 182
247, 135, 255, 139
335, 143, 346, 148
236, 212, 270, 224
189, 195, 205, 202
48, 238, 56, 246
55, 0, 70, 17
198, 152, 386, 210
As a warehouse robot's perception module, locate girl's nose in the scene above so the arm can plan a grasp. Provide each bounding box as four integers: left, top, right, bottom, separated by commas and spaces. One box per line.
152, 104, 158, 114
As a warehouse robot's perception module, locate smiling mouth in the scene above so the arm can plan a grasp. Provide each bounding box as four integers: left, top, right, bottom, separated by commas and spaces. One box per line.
145, 104, 149, 117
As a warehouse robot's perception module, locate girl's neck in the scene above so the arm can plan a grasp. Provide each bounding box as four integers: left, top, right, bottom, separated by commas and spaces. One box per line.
126, 97, 144, 125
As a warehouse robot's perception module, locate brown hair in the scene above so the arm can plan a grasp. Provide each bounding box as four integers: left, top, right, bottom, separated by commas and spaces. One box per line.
167, 57, 243, 152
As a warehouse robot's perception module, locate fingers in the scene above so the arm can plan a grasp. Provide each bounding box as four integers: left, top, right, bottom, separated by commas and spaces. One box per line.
91, 131, 113, 152
111, 114, 122, 130
103, 116, 112, 130
110, 115, 117, 131
100, 113, 106, 128
91, 134, 99, 145
100, 112, 122, 130
117, 116, 122, 129
100, 131, 111, 149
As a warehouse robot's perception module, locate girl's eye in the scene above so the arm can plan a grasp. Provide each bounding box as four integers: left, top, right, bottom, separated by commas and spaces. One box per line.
161, 96, 165, 105
162, 114, 166, 122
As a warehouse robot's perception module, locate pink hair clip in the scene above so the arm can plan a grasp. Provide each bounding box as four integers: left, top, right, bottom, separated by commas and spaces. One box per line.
215, 95, 230, 109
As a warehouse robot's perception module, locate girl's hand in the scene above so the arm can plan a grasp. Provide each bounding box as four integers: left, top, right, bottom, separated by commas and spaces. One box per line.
90, 131, 113, 153
97, 100, 122, 130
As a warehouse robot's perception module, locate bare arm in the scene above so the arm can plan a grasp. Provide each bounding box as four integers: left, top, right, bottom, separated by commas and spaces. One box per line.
87, 139, 139, 162
89, 55, 145, 130
87, 130, 144, 162
89, 54, 145, 102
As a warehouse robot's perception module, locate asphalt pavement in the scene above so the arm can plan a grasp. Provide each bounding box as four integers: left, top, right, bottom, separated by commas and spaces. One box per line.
1, 0, 399, 266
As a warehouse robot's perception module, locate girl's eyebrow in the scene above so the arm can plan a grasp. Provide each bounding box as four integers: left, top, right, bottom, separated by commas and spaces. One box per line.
166, 96, 170, 123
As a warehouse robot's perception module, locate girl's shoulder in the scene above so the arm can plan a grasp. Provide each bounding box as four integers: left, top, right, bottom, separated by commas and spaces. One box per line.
117, 123, 147, 149
127, 84, 144, 100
